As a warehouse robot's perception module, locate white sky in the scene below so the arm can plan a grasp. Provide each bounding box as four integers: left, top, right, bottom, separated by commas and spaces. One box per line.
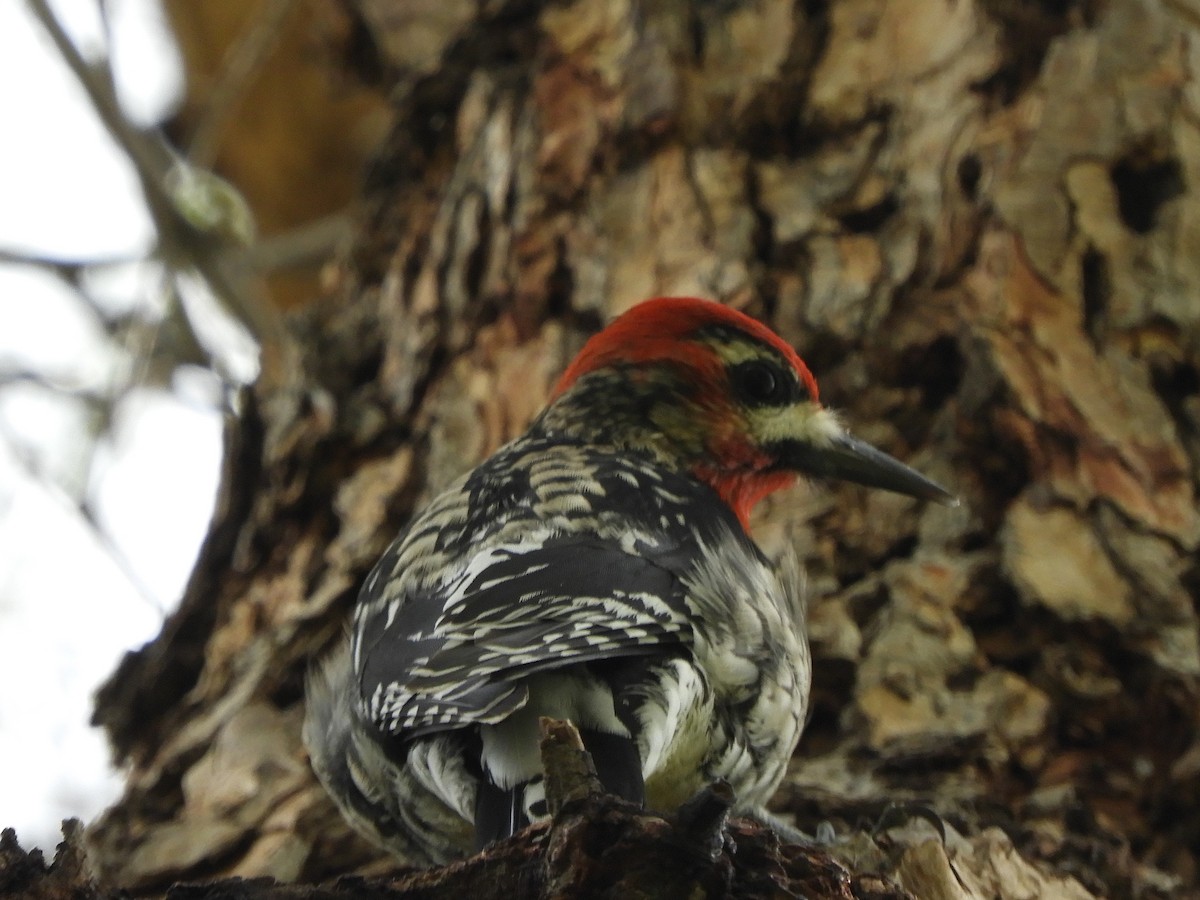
0, 0, 234, 851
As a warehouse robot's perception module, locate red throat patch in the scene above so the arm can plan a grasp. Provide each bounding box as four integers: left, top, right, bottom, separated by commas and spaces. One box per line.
693, 464, 797, 532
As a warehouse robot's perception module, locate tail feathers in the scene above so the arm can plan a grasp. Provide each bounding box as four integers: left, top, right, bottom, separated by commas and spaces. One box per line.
473, 727, 645, 850
582, 728, 645, 807
474, 779, 530, 850
305, 640, 474, 865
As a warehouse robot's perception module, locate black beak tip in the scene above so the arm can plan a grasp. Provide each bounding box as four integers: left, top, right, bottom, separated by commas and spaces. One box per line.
888, 472, 958, 508
931, 487, 961, 508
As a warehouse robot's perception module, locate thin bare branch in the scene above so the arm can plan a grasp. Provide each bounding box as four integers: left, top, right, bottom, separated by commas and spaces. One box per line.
0, 247, 134, 281
0, 420, 165, 615
24, 0, 175, 218
24, 0, 280, 350
187, 0, 299, 169
244, 212, 353, 273
0, 367, 113, 411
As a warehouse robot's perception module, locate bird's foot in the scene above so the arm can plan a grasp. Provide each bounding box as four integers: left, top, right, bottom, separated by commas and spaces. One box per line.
745, 806, 837, 848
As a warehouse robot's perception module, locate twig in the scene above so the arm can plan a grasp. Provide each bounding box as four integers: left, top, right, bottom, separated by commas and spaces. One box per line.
24, 0, 280, 349
673, 780, 734, 861
24, 0, 176, 224
0, 420, 166, 615
538, 717, 603, 816
0, 247, 133, 281
187, 0, 298, 169
0, 367, 112, 410
245, 212, 353, 273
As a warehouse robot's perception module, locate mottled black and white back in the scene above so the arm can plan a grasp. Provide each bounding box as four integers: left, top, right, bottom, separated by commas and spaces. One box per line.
306, 433, 808, 863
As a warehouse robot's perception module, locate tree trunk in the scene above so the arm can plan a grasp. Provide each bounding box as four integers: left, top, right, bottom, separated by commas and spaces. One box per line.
78, 0, 1200, 896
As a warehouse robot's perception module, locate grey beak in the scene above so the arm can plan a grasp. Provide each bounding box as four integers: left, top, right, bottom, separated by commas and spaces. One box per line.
787, 432, 958, 505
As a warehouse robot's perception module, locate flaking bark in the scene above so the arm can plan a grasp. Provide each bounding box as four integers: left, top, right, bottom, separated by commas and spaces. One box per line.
19, 0, 1196, 897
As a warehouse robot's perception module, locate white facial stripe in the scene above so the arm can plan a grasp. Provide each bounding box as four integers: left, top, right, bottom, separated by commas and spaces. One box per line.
744, 404, 843, 447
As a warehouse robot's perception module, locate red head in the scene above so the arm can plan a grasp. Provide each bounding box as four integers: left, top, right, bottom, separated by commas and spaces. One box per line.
546, 297, 954, 530
554, 297, 819, 404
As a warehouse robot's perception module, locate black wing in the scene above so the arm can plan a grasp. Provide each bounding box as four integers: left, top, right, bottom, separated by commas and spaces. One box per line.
355, 534, 693, 737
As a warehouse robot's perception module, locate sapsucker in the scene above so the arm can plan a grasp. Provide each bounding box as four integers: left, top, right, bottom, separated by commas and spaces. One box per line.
305, 296, 954, 864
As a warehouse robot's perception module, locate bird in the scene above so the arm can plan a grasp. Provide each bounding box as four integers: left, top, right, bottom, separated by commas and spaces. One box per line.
304, 296, 955, 865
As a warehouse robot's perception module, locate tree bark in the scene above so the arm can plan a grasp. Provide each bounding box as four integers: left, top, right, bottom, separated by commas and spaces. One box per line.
0, 724, 913, 898
72, 0, 1200, 896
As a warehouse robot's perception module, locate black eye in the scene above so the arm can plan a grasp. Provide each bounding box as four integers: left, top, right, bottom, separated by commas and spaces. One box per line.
731, 360, 793, 406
